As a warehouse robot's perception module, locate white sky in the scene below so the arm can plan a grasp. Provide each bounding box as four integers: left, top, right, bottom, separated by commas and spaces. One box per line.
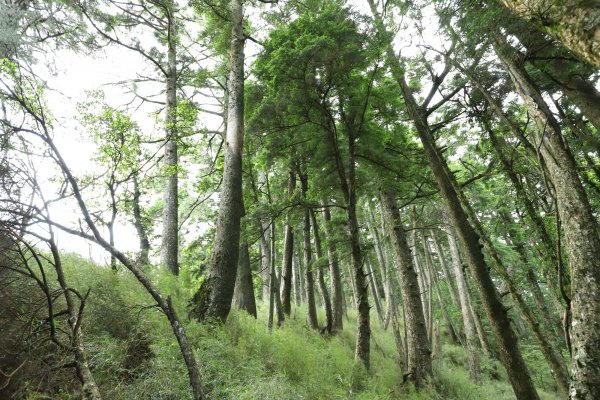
14, 0, 449, 265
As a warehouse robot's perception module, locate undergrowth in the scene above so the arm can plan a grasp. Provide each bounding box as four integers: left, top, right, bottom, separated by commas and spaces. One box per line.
16, 253, 564, 399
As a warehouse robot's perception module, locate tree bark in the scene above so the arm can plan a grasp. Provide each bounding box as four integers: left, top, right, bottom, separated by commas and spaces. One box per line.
322, 207, 344, 331
281, 166, 296, 315
493, 34, 600, 399
367, 2, 540, 392
233, 239, 257, 318
424, 235, 459, 344
190, 0, 244, 321
379, 190, 432, 388
367, 257, 385, 324
310, 209, 333, 333
498, 0, 600, 68
132, 175, 150, 266
161, 3, 179, 275
445, 225, 481, 382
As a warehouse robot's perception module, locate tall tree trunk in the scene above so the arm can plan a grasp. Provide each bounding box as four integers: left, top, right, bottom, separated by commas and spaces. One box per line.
281, 166, 296, 315
233, 239, 257, 318
445, 225, 481, 382
497, 0, 600, 68
379, 190, 432, 387
311, 209, 333, 333
368, 3, 540, 394
322, 207, 344, 331
299, 169, 318, 329
327, 104, 370, 368
190, 0, 244, 321
302, 206, 319, 330
493, 34, 600, 399
161, 4, 179, 275
410, 221, 430, 338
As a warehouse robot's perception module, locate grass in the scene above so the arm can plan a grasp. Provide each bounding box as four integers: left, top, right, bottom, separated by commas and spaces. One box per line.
53, 253, 565, 399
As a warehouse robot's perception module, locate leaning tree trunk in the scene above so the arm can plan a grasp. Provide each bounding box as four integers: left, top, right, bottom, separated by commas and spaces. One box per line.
190, 0, 244, 321
445, 225, 481, 382
498, 0, 600, 69
379, 190, 432, 388
493, 34, 600, 399
368, 3, 540, 394
161, 5, 179, 275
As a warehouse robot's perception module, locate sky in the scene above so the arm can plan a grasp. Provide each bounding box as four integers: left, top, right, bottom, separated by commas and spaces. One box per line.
11, 0, 449, 265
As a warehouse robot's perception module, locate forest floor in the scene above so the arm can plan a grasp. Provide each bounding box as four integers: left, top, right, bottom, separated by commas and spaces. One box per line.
4, 254, 564, 399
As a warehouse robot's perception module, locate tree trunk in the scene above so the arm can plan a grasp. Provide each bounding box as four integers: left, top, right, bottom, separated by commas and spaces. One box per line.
293, 247, 302, 307
326, 101, 370, 368
322, 207, 344, 331
132, 175, 150, 266
367, 3, 540, 393
311, 209, 333, 333
161, 5, 179, 275
498, 0, 600, 68
367, 257, 385, 324
281, 166, 296, 315
493, 34, 600, 399
410, 222, 430, 338
431, 230, 460, 310
379, 190, 432, 387
445, 225, 481, 382
233, 239, 257, 318
424, 235, 459, 344
302, 206, 319, 330
190, 0, 244, 321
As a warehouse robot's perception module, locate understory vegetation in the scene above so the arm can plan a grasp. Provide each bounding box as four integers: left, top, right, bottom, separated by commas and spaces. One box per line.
0, 253, 562, 400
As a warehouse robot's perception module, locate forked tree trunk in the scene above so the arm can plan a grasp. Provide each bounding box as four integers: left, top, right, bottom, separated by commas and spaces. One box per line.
190, 0, 244, 321
379, 190, 432, 388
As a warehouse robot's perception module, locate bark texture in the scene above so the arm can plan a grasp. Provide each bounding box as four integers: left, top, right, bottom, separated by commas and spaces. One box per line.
233, 239, 257, 318
493, 35, 600, 399
498, 0, 600, 68
380, 190, 432, 388
190, 0, 244, 321
281, 166, 296, 315
161, 4, 179, 275
367, 1, 540, 393
322, 207, 344, 331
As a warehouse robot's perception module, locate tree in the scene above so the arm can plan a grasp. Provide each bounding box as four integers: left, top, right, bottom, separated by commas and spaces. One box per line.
190, 0, 245, 321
